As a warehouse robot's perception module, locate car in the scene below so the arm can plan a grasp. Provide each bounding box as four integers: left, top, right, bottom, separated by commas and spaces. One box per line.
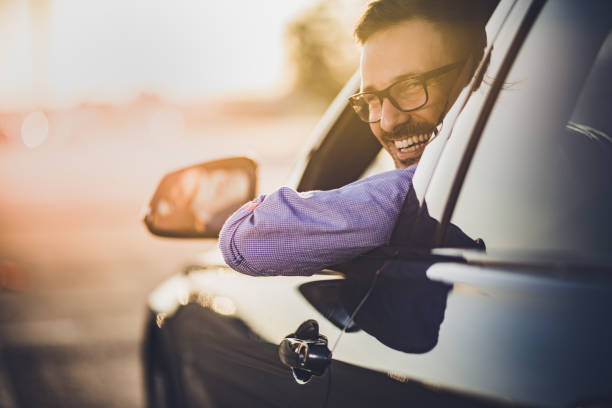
141, 0, 612, 407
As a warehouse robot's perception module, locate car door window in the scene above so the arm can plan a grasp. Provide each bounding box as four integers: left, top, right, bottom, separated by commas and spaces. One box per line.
447, 0, 612, 266
296, 102, 381, 192
359, 147, 395, 179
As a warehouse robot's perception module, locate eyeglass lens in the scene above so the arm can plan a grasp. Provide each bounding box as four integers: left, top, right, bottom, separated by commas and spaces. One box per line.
352, 79, 427, 122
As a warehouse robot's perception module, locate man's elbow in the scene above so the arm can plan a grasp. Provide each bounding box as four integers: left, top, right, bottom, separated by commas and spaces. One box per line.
218, 221, 271, 276
219, 221, 248, 273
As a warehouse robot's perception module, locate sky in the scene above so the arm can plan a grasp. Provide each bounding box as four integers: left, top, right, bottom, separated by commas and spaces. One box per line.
0, 0, 315, 110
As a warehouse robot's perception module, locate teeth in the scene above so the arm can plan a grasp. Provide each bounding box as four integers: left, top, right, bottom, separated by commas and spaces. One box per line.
394, 132, 432, 151
394, 139, 409, 149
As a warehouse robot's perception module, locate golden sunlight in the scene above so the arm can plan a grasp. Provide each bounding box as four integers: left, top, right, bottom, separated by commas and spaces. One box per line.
1, 0, 317, 109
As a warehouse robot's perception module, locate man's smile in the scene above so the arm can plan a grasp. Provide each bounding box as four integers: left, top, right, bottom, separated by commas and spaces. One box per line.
380, 119, 436, 166
392, 132, 432, 152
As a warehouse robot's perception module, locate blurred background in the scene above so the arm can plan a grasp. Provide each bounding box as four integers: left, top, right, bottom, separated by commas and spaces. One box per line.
0, 1, 365, 406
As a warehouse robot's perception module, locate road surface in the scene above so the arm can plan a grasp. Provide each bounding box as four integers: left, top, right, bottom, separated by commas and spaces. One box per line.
0, 111, 319, 407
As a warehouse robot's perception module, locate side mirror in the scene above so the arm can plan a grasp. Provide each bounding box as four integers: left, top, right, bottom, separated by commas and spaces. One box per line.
144, 157, 257, 238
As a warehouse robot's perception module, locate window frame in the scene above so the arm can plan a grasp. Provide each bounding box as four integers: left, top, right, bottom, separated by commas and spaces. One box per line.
433, 0, 547, 246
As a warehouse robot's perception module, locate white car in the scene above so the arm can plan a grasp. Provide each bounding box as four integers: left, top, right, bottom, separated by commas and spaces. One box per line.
142, 1, 612, 407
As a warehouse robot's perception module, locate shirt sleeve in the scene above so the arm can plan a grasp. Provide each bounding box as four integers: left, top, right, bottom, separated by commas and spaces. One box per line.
218, 166, 416, 276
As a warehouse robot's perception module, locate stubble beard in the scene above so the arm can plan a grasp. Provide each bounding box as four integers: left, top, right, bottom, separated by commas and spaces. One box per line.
382, 120, 437, 169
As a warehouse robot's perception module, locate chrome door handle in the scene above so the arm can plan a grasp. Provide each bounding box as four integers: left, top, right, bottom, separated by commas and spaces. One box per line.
278, 319, 332, 384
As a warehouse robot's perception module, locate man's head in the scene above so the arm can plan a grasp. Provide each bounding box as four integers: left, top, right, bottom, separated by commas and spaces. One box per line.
352, 0, 495, 169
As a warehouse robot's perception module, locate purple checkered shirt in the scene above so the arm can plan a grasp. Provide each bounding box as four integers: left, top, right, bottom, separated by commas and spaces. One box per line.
219, 165, 417, 276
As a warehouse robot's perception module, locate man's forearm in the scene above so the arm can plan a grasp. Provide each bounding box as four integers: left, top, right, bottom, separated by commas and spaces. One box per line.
219, 167, 416, 276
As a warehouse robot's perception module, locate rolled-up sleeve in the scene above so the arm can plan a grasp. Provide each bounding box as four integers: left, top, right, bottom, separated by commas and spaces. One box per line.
219, 167, 416, 276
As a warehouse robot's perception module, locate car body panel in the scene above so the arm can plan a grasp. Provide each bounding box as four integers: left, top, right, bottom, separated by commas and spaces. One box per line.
148, 255, 612, 407
331, 260, 612, 407
147, 262, 355, 407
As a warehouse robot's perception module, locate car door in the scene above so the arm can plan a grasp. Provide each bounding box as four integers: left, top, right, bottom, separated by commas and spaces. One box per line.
324, 0, 612, 407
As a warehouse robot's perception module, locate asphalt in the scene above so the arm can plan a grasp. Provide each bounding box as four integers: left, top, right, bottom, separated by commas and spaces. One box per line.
0, 224, 214, 408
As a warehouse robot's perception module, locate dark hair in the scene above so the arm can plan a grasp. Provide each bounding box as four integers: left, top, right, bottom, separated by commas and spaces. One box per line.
355, 0, 497, 72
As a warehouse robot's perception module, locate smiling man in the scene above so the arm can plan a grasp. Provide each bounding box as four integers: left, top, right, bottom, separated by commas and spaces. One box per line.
219, 0, 495, 276
352, 0, 490, 169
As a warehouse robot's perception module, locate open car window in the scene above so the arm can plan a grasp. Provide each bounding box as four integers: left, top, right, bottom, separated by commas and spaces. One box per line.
358, 147, 395, 179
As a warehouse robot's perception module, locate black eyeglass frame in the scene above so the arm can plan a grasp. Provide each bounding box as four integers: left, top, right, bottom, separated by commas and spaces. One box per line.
349, 59, 466, 123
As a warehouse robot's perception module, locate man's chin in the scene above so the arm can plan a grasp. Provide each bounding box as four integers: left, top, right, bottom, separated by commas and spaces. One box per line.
393, 145, 426, 169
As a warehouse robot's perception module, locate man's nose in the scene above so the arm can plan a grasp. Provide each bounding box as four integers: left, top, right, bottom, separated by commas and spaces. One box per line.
379, 98, 406, 133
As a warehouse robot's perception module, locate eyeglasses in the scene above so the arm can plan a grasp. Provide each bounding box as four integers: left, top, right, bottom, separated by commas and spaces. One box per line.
349, 60, 465, 123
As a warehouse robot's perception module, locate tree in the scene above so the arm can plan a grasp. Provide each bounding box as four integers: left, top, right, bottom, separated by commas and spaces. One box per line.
285, 0, 363, 103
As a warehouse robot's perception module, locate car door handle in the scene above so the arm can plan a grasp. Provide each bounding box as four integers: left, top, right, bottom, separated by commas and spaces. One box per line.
278, 319, 332, 384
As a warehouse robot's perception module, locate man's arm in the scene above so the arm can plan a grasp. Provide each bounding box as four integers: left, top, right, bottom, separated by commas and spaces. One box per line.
218, 166, 416, 276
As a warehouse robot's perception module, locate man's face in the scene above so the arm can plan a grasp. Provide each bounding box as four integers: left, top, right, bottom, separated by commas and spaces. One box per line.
360, 19, 464, 169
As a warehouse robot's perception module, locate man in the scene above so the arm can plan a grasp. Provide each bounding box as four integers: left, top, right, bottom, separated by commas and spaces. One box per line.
219, 0, 494, 276
352, 0, 489, 169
